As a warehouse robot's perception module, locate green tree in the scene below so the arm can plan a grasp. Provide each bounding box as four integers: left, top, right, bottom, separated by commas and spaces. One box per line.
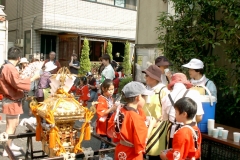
106, 41, 113, 61
157, 0, 240, 128
79, 38, 91, 75
122, 41, 132, 76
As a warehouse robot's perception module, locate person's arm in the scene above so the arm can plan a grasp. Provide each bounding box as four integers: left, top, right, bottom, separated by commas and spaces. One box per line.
71, 65, 80, 69
55, 60, 61, 72
69, 56, 73, 66
196, 115, 203, 123
165, 129, 186, 160
147, 116, 157, 138
193, 91, 204, 123
100, 104, 117, 117
5, 67, 38, 91
206, 80, 217, 99
88, 81, 97, 89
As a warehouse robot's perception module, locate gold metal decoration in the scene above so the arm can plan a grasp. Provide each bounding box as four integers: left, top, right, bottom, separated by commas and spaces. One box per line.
30, 67, 95, 157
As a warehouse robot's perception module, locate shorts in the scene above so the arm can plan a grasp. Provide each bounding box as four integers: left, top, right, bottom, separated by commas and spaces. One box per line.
2, 101, 23, 115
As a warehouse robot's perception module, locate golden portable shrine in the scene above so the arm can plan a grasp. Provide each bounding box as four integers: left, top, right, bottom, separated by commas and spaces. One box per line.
29, 67, 96, 157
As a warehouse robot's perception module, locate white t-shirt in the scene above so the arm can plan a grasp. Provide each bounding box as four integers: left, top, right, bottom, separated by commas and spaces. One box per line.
101, 64, 115, 80
161, 83, 204, 123
161, 74, 168, 85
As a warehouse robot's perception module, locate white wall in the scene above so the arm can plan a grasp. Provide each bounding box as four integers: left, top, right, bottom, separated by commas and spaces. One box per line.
42, 0, 136, 40
0, 20, 8, 65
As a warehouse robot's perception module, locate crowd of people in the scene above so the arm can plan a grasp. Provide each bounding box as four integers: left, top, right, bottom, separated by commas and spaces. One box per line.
0, 46, 217, 159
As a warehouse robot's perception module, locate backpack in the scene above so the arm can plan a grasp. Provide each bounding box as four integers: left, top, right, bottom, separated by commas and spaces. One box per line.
145, 86, 170, 155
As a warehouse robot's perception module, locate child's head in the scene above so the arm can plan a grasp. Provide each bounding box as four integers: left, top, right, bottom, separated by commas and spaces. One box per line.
122, 81, 153, 108
111, 60, 118, 71
101, 79, 114, 97
174, 97, 197, 122
101, 54, 111, 66
80, 76, 88, 85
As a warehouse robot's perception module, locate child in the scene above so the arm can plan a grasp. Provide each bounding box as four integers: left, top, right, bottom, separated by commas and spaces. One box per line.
107, 81, 156, 160
160, 97, 202, 160
76, 76, 90, 107
96, 79, 117, 149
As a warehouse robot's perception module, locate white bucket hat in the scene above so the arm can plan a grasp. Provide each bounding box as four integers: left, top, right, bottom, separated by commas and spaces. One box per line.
182, 58, 204, 69
20, 58, 29, 64
45, 62, 57, 72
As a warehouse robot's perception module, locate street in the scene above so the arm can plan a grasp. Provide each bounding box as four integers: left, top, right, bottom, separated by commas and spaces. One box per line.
0, 99, 114, 160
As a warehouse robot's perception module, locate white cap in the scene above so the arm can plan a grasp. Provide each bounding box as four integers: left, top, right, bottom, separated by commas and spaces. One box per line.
182, 58, 204, 69
86, 72, 92, 76
20, 58, 29, 64
45, 62, 57, 72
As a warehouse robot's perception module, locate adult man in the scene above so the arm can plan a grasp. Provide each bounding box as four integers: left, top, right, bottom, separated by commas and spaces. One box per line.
42, 51, 61, 74
100, 54, 115, 82
142, 65, 169, 160
87, 72, 98, 102
0, 47, 39, 156
69, 53, 80, 75
155, 56, 172, 85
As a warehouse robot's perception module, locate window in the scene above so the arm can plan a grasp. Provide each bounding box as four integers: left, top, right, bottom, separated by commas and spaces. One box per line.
114, 0, 125, 7
86, 0, 137, 10
24, 31, 31, 56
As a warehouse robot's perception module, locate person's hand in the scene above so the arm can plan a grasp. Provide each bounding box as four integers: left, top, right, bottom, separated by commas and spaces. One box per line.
71, 56, 73, 60
160, 151, 168, 160
149, 116, 157, 128
115, 101, 121, 107
165, 69, 172, 80
30, 73, 40, 82
110, 105, 118, 112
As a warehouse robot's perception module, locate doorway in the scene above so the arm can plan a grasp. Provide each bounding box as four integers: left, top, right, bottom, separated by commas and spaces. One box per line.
40, 35, 57, 60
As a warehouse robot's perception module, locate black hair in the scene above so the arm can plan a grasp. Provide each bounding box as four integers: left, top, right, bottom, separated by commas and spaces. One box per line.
116, 66, 123, 72
194, 69, 204, 75
98, 63, 105, 75
80, 76, 88, 85
111, 60, 118, 69
174, 97, 197, 120
101, 79, 114, 93
7, 47, 22, 60
101, 54, 111, 62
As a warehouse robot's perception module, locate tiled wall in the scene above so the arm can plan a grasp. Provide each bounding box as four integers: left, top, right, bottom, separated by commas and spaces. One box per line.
42, 0, 136, 39
4, 0, 136, 57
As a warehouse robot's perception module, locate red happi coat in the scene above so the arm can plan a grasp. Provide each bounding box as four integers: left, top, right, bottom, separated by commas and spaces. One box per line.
76, 85, 90, 107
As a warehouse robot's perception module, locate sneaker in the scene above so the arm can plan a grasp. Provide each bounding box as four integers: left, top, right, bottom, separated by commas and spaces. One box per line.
2, 150, 22, 157
11, 142, 23, 151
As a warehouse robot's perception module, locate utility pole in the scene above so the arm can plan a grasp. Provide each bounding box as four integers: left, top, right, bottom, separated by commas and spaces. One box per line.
0, 5, 8, 66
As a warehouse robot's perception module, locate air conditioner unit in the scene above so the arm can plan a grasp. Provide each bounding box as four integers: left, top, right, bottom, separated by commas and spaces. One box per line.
18, 39, 24, 47
14, 39, 24, 47
14, 39, 19, 47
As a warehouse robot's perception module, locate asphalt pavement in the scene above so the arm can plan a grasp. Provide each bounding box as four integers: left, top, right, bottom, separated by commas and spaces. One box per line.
0, 99, 114, 160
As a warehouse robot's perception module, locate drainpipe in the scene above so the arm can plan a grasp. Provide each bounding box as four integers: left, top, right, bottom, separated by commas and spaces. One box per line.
30, 16, 37, 55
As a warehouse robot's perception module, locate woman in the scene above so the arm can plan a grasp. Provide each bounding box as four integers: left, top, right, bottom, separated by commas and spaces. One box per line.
182, 58, 217, 98
35, 62, 57, 102
17, 57, 29, 73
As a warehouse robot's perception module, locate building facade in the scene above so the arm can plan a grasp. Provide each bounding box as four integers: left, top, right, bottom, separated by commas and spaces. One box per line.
3, 0, 137, 66
135, 0, 168, 81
